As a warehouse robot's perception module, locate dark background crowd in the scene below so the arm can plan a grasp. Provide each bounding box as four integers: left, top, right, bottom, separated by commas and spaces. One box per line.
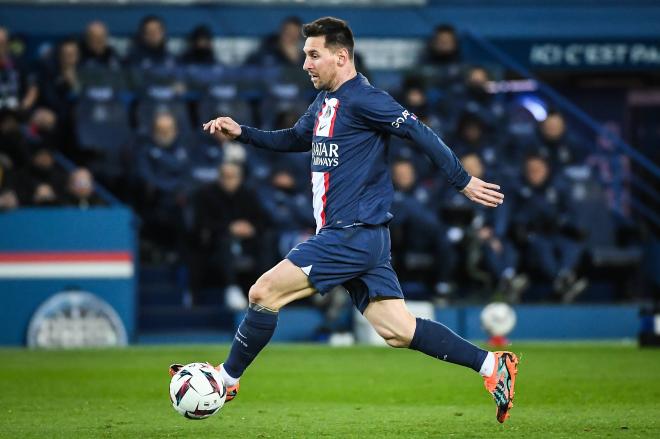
0, 17, 644, 312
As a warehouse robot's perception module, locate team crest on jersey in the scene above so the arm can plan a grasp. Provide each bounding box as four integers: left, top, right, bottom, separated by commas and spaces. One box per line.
314, 97, 340, 138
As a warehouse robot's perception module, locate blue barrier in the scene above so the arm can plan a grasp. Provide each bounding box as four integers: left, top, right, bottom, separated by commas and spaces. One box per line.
449, 305, 639, 340
214, 303, 639, 343
0, 208, 137, 345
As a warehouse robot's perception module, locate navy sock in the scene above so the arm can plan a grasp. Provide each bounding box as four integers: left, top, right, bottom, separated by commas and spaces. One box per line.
223, 304, 278, 379
409, 317, 488, 372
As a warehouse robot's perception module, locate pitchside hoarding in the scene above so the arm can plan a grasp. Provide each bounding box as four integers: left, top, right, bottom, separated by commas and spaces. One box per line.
0, 208, 137, 346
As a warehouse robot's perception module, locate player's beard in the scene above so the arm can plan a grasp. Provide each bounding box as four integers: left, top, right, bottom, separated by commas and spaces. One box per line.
311, 76, 325, 90
310, 70, 333, 91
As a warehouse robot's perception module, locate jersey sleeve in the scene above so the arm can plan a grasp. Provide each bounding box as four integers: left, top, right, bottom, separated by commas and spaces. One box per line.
359, 88, 471, 190
237, 99, 316, 152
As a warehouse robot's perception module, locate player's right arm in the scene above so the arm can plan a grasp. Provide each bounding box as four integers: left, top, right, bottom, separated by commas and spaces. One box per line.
202, 98, 318, 153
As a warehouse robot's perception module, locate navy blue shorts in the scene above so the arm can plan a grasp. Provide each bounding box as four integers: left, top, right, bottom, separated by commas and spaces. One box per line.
286, 224, 404, 313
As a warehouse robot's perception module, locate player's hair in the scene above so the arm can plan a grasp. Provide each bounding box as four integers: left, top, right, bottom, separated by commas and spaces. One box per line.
434, 24, 457, 36
302, 17, 354, 59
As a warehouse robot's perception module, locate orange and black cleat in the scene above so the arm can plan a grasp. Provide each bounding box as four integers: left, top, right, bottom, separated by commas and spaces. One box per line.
483, 351, 519, 423
215, 363, 240, 402
169, 363, 184, 377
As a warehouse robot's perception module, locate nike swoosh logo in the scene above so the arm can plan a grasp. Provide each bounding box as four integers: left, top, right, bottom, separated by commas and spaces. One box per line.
318, 124, 328, 131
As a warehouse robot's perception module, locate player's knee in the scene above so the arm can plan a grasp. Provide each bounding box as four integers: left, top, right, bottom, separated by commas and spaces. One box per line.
248, 276, 276, 307
376, 326, 412, 348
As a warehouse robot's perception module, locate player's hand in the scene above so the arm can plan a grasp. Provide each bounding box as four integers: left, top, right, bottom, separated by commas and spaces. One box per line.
460, 176, 504, 208
202, 116, 242, 140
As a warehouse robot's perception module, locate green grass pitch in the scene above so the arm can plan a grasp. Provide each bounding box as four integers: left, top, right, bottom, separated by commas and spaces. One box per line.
1, 342, 659, 438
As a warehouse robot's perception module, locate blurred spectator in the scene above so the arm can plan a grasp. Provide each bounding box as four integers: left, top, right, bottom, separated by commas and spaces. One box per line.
400, 79, 445, 134
136, 111, 190, 253
189, 134, 225, 188
250, 108, 310, 184
63, 167, 104, 208
421, 24, 461, 66
189, 161, 268, 309
452, 112, 499, 171
454, 66, 505, 132
0, 109, 29, 168
40, 38, 81, 112
190, 128, 253, 189
400, 81, 431, 120
24, 107, 61, 151
137, 112, 190, 191
534, 110, 588, 167
38, 39, 81, 158
15, 145, 66, 206
0, 155, 18, 211
180, 25, 217, 66
0, 27, 38, 112
388, 82, 440, 181
460, 153, 527, 301
7, 31, 27, 63
389, 158, 455, 297
126, 15, 175, 69
418, 24, 463, 85
512, 153, 587, 302
587, 121, 631, 219
80, 21, 121, 70
258, 165, 315, 258
245, 16, 303, 68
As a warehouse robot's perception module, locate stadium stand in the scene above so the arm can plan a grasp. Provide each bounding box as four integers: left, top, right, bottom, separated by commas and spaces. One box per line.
1, 2, 658, 339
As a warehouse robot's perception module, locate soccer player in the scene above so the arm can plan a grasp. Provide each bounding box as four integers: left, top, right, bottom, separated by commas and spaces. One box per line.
172, 17, 519, 423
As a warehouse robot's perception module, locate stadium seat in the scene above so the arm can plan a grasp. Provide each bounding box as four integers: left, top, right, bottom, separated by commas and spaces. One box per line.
79, 65, 128, 91
75, 86, 132, 153
258, 70, 312, 129
198, 83, 254, 127
183, 64, 226, 93
566, 167, 642, 268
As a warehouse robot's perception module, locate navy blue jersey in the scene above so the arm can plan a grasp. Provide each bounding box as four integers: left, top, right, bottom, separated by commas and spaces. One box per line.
238, 73, 470, 233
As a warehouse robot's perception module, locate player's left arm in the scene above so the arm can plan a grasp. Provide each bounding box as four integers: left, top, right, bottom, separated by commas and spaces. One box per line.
359, 89, 504, 208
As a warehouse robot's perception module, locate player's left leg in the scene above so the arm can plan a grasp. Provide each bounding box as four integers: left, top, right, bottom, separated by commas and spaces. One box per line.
219, 259, 316, 393
362, 298, 519, 423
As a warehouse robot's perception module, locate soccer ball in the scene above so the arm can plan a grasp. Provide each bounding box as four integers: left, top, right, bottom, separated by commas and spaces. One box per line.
480, 302, 517, 337
169, 362, 226, 419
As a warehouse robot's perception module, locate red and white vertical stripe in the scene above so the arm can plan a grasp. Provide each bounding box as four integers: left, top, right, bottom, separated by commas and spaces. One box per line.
314, 97, 340, 138
0, 251, 134, 279
311, 171, 330, 233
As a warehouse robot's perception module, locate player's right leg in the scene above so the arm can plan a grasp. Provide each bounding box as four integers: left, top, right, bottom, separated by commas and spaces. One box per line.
170, 259, 315, 402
